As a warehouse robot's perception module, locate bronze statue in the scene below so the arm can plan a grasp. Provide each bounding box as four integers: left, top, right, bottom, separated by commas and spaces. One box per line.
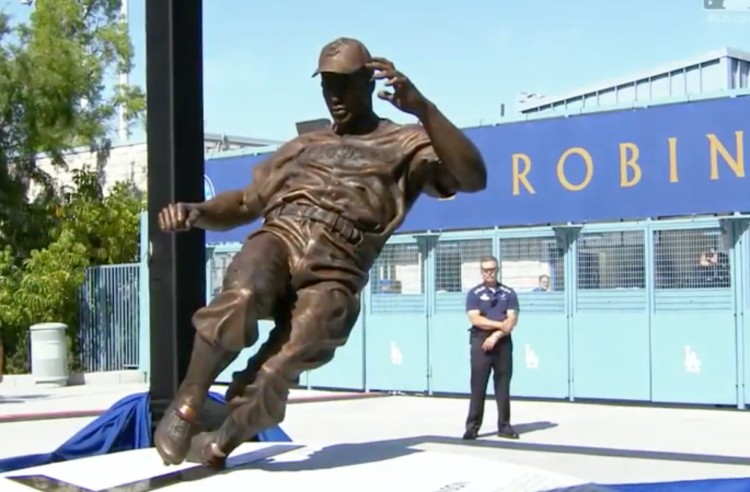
154, 37, 488, 468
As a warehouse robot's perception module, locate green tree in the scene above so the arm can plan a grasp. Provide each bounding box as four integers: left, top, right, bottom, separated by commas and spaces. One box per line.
0, 0, 146, 374
0, 0, 145, 261
0, 168, 143, 374
54, 169, 143, 265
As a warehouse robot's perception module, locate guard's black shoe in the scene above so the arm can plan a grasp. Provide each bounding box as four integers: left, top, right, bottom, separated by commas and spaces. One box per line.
497, 425, 519, 439
462, 429, 478, 440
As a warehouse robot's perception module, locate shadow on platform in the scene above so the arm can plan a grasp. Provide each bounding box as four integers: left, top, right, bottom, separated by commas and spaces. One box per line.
239, 422, 750, 474
427, 434, 750, 467
477, 420, 558, 438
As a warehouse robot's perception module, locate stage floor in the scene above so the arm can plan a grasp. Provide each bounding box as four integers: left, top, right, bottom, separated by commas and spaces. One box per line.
1, 383, 749, 486
0, 441, 612, 491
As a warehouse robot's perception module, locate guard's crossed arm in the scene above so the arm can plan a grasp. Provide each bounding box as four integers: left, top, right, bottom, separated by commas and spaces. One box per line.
466, 309, 506, 332
502, 308, 519, 334
497, 290, 521, 335
465, 290, 520, 334
192, 139, 302, 231
465, 293, 505, 333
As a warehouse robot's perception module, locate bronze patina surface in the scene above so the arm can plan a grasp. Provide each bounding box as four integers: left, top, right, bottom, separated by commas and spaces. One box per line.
153, 37, 488, 467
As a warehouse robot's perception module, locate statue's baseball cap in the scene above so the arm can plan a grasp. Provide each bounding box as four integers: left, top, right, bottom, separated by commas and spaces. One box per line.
312, 37, 372, 77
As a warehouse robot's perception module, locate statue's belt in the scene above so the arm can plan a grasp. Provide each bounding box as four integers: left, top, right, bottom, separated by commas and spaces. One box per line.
266, 203, 362, 243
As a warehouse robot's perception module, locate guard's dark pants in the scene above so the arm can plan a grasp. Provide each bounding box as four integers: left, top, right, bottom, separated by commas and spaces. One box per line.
465, 332, 513, 433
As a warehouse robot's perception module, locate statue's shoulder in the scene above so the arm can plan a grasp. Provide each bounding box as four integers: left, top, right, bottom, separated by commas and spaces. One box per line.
375, 119, 430, 152
378, 118, 423, 135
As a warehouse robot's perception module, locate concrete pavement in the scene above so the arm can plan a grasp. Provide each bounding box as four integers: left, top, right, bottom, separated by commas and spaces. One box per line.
1, 381, 749, 485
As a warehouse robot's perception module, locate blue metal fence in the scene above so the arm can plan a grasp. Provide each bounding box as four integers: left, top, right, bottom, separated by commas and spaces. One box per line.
497, 230, 569, 400
87, 214, 749, 408
74, 90, 750, 403
200, 216, 750, 409
78, 263, 140, 372
739, 219, 750, 406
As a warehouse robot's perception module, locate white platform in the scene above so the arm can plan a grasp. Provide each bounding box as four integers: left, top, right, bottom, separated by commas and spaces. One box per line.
0, 442, 615, 491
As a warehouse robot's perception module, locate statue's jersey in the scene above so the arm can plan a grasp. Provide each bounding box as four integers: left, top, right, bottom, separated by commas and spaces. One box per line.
254, 118, 458, 241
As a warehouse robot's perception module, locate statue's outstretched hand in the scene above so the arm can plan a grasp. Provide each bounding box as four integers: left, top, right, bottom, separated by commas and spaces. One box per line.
158, 202, 201, 232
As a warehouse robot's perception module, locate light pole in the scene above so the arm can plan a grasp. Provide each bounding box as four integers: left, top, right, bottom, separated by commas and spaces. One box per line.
117, 0, 129, 142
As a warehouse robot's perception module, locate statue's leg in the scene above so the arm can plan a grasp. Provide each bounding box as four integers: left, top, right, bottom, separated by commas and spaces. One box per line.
187, 280, 361, 465
154, 231, 291, 465
223, 309, 292, 402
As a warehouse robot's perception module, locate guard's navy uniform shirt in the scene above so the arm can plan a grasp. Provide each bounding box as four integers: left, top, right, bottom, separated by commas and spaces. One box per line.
465, 282, 519, 337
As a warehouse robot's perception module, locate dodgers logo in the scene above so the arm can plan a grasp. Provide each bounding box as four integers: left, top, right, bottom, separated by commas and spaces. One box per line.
204, 175, 215, 201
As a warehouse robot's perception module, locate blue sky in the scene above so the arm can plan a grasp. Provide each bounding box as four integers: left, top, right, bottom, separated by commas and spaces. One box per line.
4, 0, 750, 142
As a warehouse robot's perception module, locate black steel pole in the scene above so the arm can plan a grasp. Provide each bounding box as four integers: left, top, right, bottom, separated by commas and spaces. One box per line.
145, 0, 206, 428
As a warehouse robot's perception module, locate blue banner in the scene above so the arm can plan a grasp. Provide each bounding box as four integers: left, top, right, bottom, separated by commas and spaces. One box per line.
205, 95, 749, 244
204, 154, 265, 244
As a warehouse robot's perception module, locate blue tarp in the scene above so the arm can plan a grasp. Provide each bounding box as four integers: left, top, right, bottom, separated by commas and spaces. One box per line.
0, 391, 291, 473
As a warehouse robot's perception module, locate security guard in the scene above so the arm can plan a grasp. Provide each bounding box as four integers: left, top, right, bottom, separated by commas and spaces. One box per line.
462, 255, 520, 440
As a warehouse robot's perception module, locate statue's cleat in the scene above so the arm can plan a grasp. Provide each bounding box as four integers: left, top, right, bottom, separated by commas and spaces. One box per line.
224, 366, 258, 402
223, 381, 245, 403
154, 402, 200, 466
186, 431, 227, 469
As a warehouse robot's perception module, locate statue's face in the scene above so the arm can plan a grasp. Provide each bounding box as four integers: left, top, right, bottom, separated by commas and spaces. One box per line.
320, 70, 371, 126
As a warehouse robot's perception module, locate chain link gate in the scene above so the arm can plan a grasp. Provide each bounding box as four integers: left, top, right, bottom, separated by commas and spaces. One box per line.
499, 232, 568, 399
428, 233, 494, 394
650, 221, 736, 405
571, 226, 650, 401
364, 237, 428, 393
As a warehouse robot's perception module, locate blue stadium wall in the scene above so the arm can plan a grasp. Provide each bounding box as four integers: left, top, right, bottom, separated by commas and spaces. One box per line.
197, 91, 750, 408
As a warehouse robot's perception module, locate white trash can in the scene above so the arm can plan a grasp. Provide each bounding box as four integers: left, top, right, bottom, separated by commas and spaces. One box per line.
29, 322, 69, 387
